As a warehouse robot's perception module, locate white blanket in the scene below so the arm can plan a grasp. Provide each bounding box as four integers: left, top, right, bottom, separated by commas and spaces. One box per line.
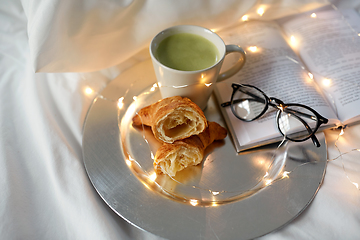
1, 0, 360, 239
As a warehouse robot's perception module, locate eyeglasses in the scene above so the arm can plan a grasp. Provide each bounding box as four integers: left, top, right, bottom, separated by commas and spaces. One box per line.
221, 83, 328, 147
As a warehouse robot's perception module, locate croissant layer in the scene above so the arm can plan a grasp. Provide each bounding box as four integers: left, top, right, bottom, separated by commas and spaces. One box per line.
154, 121, 227, 176
132, 96, 207, 143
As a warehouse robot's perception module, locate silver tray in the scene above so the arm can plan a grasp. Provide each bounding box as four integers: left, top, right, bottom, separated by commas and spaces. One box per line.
82, 59, 327, 240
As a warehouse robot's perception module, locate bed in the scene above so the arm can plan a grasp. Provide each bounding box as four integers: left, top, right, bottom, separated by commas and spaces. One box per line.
1, 0, 359, 239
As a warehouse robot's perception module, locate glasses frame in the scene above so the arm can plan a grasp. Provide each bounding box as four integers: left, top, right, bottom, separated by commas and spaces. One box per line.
221, 83, 329, 147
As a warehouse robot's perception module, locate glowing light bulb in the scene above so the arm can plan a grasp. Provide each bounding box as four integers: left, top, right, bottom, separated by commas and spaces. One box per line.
289, 35, 298, 48
200, 74, 207, 84
311, 13, 317, 18
189, 199, 199, 206
125, 159, 132, 167
248, 46, 258, 52
133, 96, 137, 101
308, 72, 314, 80
150, 83, 158, 92
241, 15, 249, 21
148, 172, 157, 182
85, 87, 93, 95
282, 171, 290, 178
257, 7, 265, 16
117, 97, 124, 109
205, 83, 212, 87
322, 78, 332, 87
265, 179, 272, 186
339, 128, 345, 136
212, 191, 220, 196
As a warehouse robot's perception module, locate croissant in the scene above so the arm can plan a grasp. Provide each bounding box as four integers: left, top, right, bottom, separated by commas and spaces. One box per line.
132, 96, 207, 143
154, 121, 227, 176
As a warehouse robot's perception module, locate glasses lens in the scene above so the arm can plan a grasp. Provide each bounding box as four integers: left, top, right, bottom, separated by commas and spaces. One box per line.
231, 85, 267, 121
277, 105, 319, 141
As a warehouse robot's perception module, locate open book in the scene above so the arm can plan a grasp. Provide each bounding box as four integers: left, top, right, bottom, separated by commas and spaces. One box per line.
214, 6, 360, 152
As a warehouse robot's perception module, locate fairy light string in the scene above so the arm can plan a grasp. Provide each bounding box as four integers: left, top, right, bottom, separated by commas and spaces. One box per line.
331, 125, 360, 190
81, 3, 360, 207
85, 77, 360, 208
235, 4, 360, 190
83, 81, 293, 205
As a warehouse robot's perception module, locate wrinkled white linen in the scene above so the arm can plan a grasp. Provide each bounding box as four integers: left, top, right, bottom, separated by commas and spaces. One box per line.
22, 0, 255, 72
1, 0, 360, 239
21, 0, 331, 73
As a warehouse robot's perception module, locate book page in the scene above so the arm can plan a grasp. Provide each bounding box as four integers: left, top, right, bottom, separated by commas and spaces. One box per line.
215, 21, 339, 150
280, 8, 360, 124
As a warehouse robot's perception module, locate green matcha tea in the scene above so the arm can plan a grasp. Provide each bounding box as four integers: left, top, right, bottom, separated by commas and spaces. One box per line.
155, 33, 220, 71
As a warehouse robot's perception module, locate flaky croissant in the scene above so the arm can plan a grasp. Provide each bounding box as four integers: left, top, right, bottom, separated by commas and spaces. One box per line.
154, 121, 227, 176
132, 96, 207, 143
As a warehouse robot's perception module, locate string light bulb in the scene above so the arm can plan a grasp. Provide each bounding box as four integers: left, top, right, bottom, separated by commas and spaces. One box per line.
150, 83, 158, 92
212, 191, 220, 196
339, 128, 345, 136
117, 97, 124, 109
248, 46, 258, 52
265, 179, 273, 186
125, 159, 132, 167
308, 72, 314, 79
257, 7, 265, 16
289, 35, 298, 48
282, 171, 290, 178
190, 199, 199, 206
148, 172, 157, 182
85, 87, 93, 95
241, 15, 249, 21
322, 78, 332, 87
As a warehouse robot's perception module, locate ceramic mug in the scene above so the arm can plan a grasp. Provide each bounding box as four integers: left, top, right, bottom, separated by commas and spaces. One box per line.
150, 25, 246, 110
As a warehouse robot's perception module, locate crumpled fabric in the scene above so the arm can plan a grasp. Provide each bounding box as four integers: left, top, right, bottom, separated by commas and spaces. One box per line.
22, 0, 255, 72
21, 0, 331, 73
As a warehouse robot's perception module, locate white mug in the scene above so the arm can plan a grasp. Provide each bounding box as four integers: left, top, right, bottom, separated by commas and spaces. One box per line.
150, 25, 246, 110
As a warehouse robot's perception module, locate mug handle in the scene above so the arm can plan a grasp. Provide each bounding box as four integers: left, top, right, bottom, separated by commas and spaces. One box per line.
217, 45, 246, 82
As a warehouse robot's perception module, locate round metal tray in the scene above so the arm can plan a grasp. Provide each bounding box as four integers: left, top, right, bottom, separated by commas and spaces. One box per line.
82, 59, 327, 240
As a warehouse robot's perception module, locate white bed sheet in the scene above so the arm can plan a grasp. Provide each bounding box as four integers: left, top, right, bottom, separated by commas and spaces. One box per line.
1, 0, 359, 239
